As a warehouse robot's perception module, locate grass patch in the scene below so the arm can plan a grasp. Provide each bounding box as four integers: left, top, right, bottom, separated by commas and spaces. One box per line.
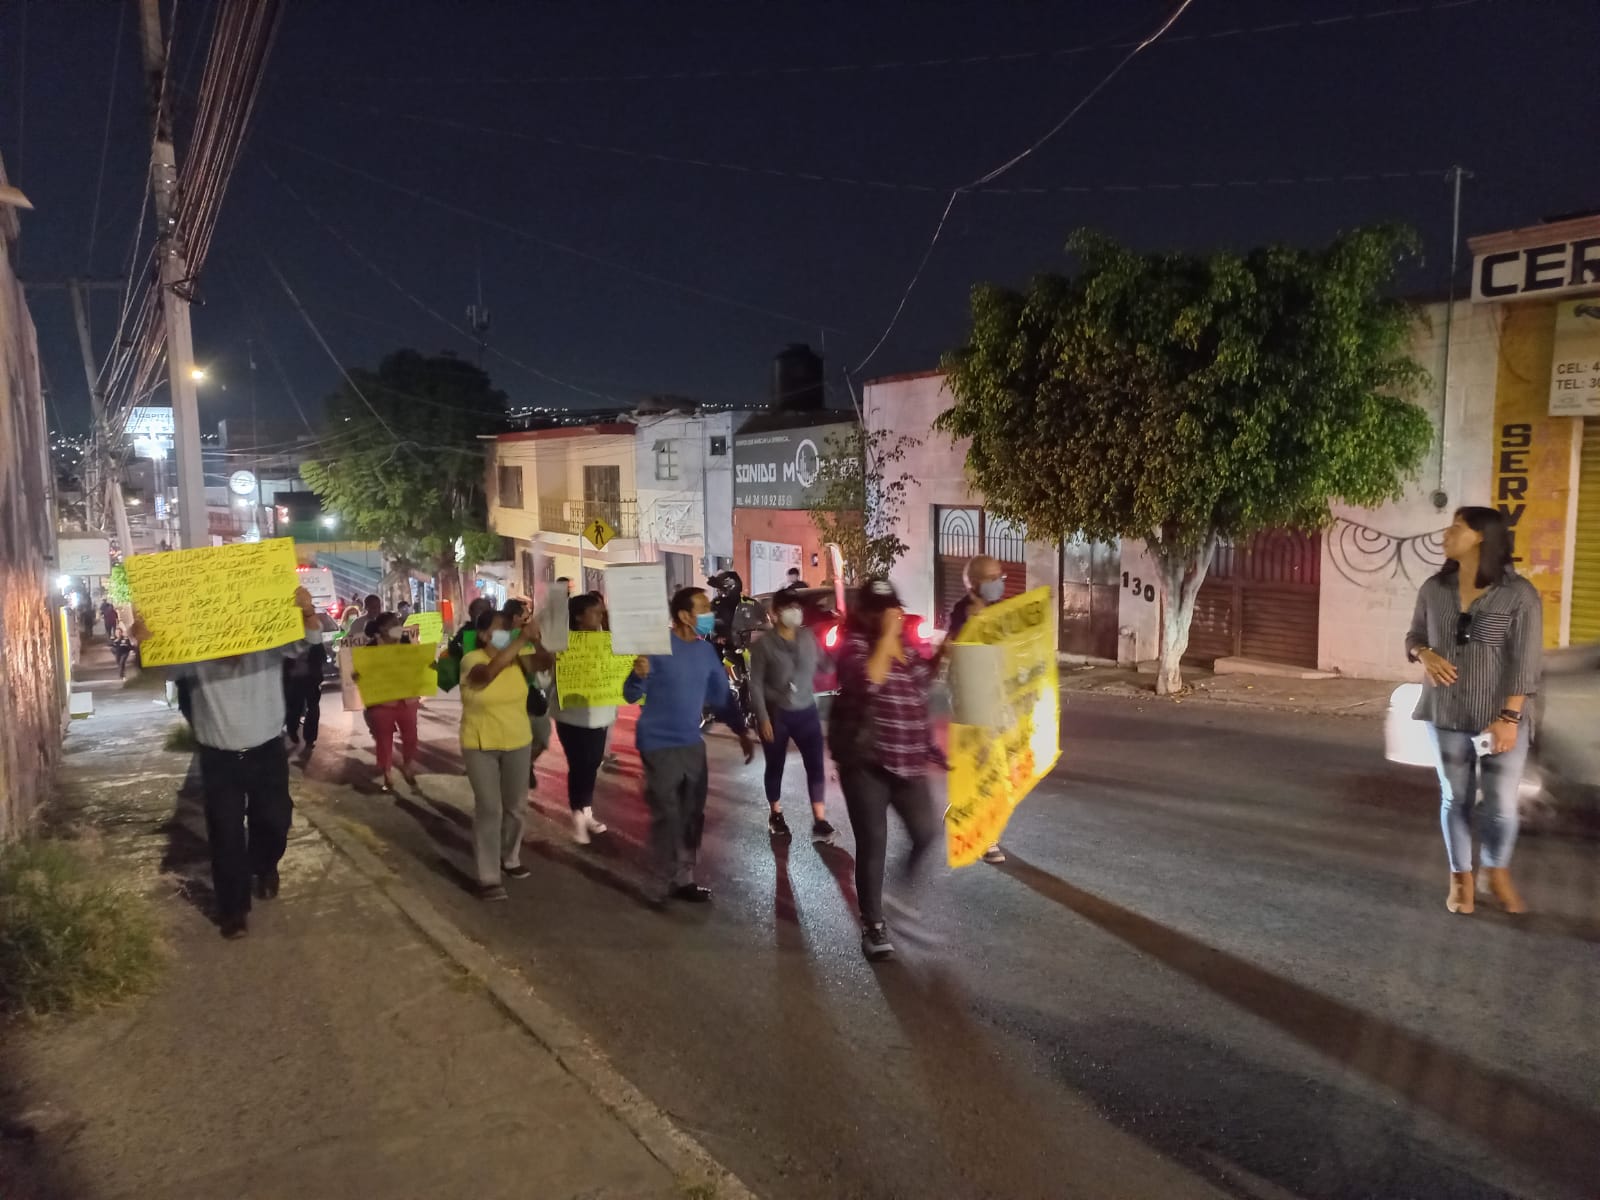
163, 723, 198, 753
0, 839, 164, 1018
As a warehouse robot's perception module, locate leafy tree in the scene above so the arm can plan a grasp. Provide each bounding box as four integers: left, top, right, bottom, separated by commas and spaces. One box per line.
809, 427, 918, 584
106, 563, 131, 608
300, 350, 509, 613
938, 226, 1432, 694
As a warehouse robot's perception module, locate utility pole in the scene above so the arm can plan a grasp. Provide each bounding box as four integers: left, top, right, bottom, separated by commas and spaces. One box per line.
137, 0, 207, 549
1434, 164, 1472, 509
66, 280, 135, 556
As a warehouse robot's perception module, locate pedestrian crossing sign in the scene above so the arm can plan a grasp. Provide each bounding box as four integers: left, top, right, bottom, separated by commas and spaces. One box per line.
584, 517, 618, 550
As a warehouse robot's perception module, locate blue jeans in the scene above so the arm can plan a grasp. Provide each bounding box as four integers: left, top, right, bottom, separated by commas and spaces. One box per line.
763, 705, 827, 809
1426, 722, 1530, 873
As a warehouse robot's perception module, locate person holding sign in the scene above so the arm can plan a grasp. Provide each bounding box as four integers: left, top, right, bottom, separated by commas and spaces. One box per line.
553, 593, 618, 844
459, 606, 551, 901
357, 613, 421, 792
132, 585, 321, 941
829, 579, 945, 961
750, 588, 836, 844
948, 554, 1010, 867
623, 587, 756, 904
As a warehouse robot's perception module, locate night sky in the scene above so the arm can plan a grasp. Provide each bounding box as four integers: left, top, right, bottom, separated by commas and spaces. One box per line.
6, 0, 1598, 437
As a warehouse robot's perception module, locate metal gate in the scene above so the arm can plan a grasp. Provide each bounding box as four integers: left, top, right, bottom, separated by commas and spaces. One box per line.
1187, 530, 1322, 667
932, 506, 1025, 626
1571, 417, 1600, 645
1060, 538, 1121, 660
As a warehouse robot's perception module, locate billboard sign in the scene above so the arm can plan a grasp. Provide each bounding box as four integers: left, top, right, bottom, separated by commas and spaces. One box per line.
732, 421, 855, 509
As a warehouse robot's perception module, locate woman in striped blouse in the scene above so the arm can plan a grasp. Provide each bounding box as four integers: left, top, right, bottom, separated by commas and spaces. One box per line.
1405, 507, 1542, 915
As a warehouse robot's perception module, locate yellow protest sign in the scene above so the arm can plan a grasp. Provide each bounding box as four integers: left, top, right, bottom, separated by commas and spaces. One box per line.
945, 587, 1060, 868
583, 516, 617, 550
403, 610, 445, 645
126, 538, 303, 668
351, 643, 439, 706
555, 630, 634, 707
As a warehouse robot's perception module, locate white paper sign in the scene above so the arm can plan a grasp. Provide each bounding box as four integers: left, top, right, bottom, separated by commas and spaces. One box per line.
58, 537, 113, 576
539, 579, 570, 653
605, 562, 672, 655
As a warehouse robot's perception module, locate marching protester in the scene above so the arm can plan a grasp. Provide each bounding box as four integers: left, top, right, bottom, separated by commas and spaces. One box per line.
552, 593, 614, 844
359, 612, 420, 792
100, 596, 118, 639
281, 618, 327, 753
109, 623, 136, 679
623, 586, 756, 904
1406, 506, 1542, 916
946, 553, 1009, 866
347, 592, 383, 642
397, 599, 413, 621
785, 566, 807, 589
134, 587, 321, 940
750, 587, 835, 844
459, 605, 550, 901
504, 597, 554, 789
831, 578, 945, 960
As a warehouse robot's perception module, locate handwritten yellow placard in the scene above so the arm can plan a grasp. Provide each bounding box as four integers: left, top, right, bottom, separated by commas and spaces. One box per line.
555, 630, 634, 708
351, 643, 439, 706
945, 587, 1060, 868
126, 538, 303, 667
403, 610, 445, 645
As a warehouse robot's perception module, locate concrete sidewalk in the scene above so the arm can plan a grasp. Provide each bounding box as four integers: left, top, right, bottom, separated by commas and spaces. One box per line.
1059, 663, 1399, 717
0, 687, 740, 1200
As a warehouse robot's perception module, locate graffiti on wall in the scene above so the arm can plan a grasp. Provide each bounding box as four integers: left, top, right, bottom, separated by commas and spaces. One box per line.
1327, 518, 1448, 590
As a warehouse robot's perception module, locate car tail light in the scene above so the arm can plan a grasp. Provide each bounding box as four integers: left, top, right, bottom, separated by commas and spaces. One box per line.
824, 624, 840, 649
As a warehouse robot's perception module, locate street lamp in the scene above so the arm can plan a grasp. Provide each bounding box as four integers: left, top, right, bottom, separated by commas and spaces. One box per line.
321, 514, 340, 530
189, 366, 208, 383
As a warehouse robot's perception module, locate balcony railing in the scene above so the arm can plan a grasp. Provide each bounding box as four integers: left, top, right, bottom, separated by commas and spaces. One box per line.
538, 498, 638, 539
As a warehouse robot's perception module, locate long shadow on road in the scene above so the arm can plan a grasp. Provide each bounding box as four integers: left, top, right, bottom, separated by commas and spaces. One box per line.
998, 853, 1600, 1197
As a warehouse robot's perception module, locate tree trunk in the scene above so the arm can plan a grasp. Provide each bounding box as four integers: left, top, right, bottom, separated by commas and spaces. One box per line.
1154, 533, 1220, 696
436, 557, 464, 621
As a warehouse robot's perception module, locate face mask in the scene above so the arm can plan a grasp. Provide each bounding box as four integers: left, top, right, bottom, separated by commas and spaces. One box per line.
694, 613, 716, 636
382, 628, 403, 643
779, 607, 804, 629
978, 579, 1006, 603
489, 629, 514, 650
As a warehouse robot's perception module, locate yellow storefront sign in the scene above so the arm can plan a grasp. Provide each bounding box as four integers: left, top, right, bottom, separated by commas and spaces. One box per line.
945, 587, 1060, 868
350, 643, 439, 706
126, 538, 304, 667
555, 630, 635, 708
1491, 302, 1581, 646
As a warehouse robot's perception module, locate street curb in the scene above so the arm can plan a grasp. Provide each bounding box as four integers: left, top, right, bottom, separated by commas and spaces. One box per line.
297, 793, 758, 1200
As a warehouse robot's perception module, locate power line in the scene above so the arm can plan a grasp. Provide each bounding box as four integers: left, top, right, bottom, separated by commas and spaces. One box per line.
852, 0, 1198, 377
256, 155, 624, 406
322, 0, 1501, 86
86, 1, 127, 273
266, 133, 847, 335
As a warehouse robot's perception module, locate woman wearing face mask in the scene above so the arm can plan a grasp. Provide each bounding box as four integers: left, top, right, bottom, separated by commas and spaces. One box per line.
830, 578, 945, 961
552, 593, 614, 844
360, 613, 419, 792
460, 606, 549, 901
749, 588, 835, 843
1406, 506, 1543, 915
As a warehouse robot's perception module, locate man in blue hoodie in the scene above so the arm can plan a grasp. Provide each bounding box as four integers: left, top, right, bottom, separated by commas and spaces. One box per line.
624, 586, 756, 903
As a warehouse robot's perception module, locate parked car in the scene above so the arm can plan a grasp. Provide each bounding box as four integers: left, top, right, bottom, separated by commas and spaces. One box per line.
753, 586, 936, 696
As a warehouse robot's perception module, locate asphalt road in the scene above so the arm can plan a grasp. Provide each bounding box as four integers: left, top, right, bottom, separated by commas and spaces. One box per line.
307, 692, 1600, 1200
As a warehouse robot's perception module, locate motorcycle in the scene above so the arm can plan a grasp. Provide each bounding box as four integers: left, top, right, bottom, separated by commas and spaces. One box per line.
699, 579, 765, 734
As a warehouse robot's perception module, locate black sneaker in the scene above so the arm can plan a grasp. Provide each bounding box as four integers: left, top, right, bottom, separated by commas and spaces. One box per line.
861, 922, 894, 960
768, 811, 792, 838
670, 883, 713, 903
503, 864, 531, 880
811, 819, 837, 845
253, 869, 280, 901
478, 884, 509, 903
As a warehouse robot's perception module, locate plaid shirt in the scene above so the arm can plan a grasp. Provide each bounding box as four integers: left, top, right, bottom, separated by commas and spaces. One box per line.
834, 630, 935, 778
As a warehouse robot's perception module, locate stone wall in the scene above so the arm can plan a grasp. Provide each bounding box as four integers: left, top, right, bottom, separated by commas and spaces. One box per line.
0, 166, 63, 842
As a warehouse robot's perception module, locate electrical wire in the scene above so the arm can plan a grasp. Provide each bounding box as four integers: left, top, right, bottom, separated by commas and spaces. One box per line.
266, 133, 846, 335
85, 1, 127, 273
852, 0, 1197, 378
324, 0, 1501, 86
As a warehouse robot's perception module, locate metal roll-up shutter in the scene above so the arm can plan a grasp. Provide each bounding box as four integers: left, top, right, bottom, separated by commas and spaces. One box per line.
1185, 530, 1321, 667
1570, 417, 1600, 645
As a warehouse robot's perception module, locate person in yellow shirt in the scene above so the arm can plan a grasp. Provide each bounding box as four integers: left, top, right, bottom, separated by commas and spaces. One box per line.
459, 606, 549, 900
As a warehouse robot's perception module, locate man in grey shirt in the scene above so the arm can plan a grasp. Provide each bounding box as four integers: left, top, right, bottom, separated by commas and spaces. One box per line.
142, 588, 320, 939
750, 588, 836, 844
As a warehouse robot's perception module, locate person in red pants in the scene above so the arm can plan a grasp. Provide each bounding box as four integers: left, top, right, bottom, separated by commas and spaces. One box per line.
361, 613, 420, 792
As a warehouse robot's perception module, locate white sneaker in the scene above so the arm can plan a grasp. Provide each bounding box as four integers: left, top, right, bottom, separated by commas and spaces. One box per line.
982, 845, 1007, 864
572, 809, 591, 845
583, 808, 608, 836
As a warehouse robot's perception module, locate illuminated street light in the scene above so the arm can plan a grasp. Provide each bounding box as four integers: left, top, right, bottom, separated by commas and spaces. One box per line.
190, 366, 208, 383
321, 514, 339, 530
